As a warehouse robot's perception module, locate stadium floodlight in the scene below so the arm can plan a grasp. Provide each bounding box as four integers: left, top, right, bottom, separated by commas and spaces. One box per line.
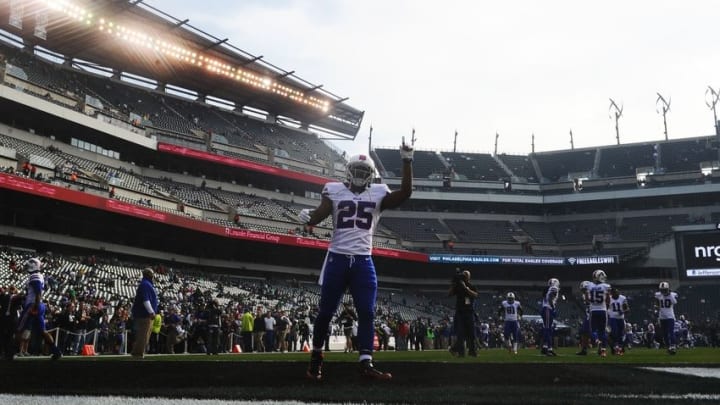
705, 86, 720, 137
609, 98, 623, 145
40, 0, 333, 113
656, 93, 671, 141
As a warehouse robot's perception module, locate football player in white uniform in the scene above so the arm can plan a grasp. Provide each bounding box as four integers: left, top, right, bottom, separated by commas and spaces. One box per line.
608, 287, 630, 355
300, 141, 413, 381
654, 281, 678, 354
576, 281, 592, 355
15, 258, 62, 359
498, 292, 523, 354
541, 278, 560, 356
585, 269, 611, 357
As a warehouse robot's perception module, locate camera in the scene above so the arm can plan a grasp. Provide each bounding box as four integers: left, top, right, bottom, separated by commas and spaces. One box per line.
453, 268, 465, 284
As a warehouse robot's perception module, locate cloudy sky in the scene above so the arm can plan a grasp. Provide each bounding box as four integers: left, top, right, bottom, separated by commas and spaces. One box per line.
149, 0, 720, 157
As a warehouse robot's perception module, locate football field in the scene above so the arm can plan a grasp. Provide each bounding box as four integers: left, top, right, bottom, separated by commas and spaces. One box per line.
1, 347, 718, 404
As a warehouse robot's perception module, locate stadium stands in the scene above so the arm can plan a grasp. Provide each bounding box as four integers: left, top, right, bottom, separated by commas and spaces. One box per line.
597, 143, 657, 178
441, 152, 507, 181
534, 149, 596, 182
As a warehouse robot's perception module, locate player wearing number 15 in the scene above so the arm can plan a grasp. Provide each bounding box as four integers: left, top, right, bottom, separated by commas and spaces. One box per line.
299, 140, 413, 381
585, 269, 611, 357
655, 281, 678, 355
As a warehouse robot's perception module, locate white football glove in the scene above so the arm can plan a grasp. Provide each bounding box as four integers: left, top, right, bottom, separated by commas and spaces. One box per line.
298, 208, 313, 224
400, 141, 414, 162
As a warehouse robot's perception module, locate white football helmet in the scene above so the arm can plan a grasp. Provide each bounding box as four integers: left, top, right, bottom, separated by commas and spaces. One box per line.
24, 257, 42, 273
592, 269, 607, 283
659, 281, 670, 294
507, 292, 515, 302
548, 278, 560, 288
345, 154, 376, 189
579, 281, 591, 291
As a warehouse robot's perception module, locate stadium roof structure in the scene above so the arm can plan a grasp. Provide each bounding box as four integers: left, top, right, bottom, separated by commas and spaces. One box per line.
0, 0, 363, 139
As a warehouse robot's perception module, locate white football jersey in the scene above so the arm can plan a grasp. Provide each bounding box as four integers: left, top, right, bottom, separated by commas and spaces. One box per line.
542, 286, 559, 309
655, 291, 678, 320
24, 272, 45, 307
608, 294, 628, 319
501, 300, 522, 322
323, 182, 390, 255
587, 282, 611, 312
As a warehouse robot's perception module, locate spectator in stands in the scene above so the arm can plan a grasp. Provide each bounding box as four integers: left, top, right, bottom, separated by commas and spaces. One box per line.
149, 310, 163, 354
0, 286, 21, 360
240, 308, 254, 353
339, 302, 357, 353
206, 299, 222, 355
288, 314, 299, 352
130, 268, 158, 358
299, 142, 413, 381
298, 318, 310, 351
277, 310, 292, 353
165, 307, 184, 354
253, 307, 265, 352
263, 311, 276, 352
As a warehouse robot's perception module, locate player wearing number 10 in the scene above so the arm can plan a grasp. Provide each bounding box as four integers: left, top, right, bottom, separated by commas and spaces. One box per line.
655, 281, 678, 355
300, 141, 413, 381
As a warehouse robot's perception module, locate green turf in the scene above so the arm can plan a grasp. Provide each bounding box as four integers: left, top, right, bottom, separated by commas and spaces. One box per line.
55, 346, 720, 365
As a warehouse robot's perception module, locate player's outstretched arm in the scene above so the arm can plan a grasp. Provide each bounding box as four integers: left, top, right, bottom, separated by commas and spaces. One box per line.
381, 141, 413, 211
299, 196, 332, 227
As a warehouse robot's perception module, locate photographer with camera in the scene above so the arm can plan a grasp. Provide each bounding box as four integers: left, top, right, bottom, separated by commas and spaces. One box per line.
448, 268, 478, 357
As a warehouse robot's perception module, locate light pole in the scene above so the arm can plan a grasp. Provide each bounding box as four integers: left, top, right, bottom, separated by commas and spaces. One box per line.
656, 93, 671, 141
609, 98, 623, 145
531, 133, 535, 154
705, 86, 720, 137
494, 132, 499, 156
569, 129, 574, 150
368, 125, 373, 155
453, 130, 458, 153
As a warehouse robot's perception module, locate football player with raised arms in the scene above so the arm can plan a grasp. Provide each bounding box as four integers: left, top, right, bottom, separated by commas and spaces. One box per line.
655, 281, 678, 355
586, 269, 611, 357
299, 139, 413, 381
15, 258, 62, 359
541, 278, 560, 356
498, 292, 523, 354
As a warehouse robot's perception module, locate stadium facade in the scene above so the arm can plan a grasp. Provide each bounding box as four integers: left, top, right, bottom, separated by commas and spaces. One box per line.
0, 0, 717, 324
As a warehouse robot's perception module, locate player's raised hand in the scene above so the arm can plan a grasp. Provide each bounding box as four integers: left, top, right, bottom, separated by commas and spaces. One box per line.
400, 137, 414, 162
298, 208, 313, 224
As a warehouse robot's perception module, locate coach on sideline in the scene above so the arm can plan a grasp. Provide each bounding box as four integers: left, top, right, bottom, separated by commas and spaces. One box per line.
448, 269, 479, 357
131, 268, 158, 358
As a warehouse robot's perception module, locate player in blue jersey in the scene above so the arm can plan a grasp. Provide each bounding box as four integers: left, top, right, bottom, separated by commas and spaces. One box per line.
15, 258, 62, 360
541, 278, 560, 356
299, 140, 413, 381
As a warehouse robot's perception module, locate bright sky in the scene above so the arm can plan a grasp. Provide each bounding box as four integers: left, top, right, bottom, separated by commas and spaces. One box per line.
149, 0, 720, 157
